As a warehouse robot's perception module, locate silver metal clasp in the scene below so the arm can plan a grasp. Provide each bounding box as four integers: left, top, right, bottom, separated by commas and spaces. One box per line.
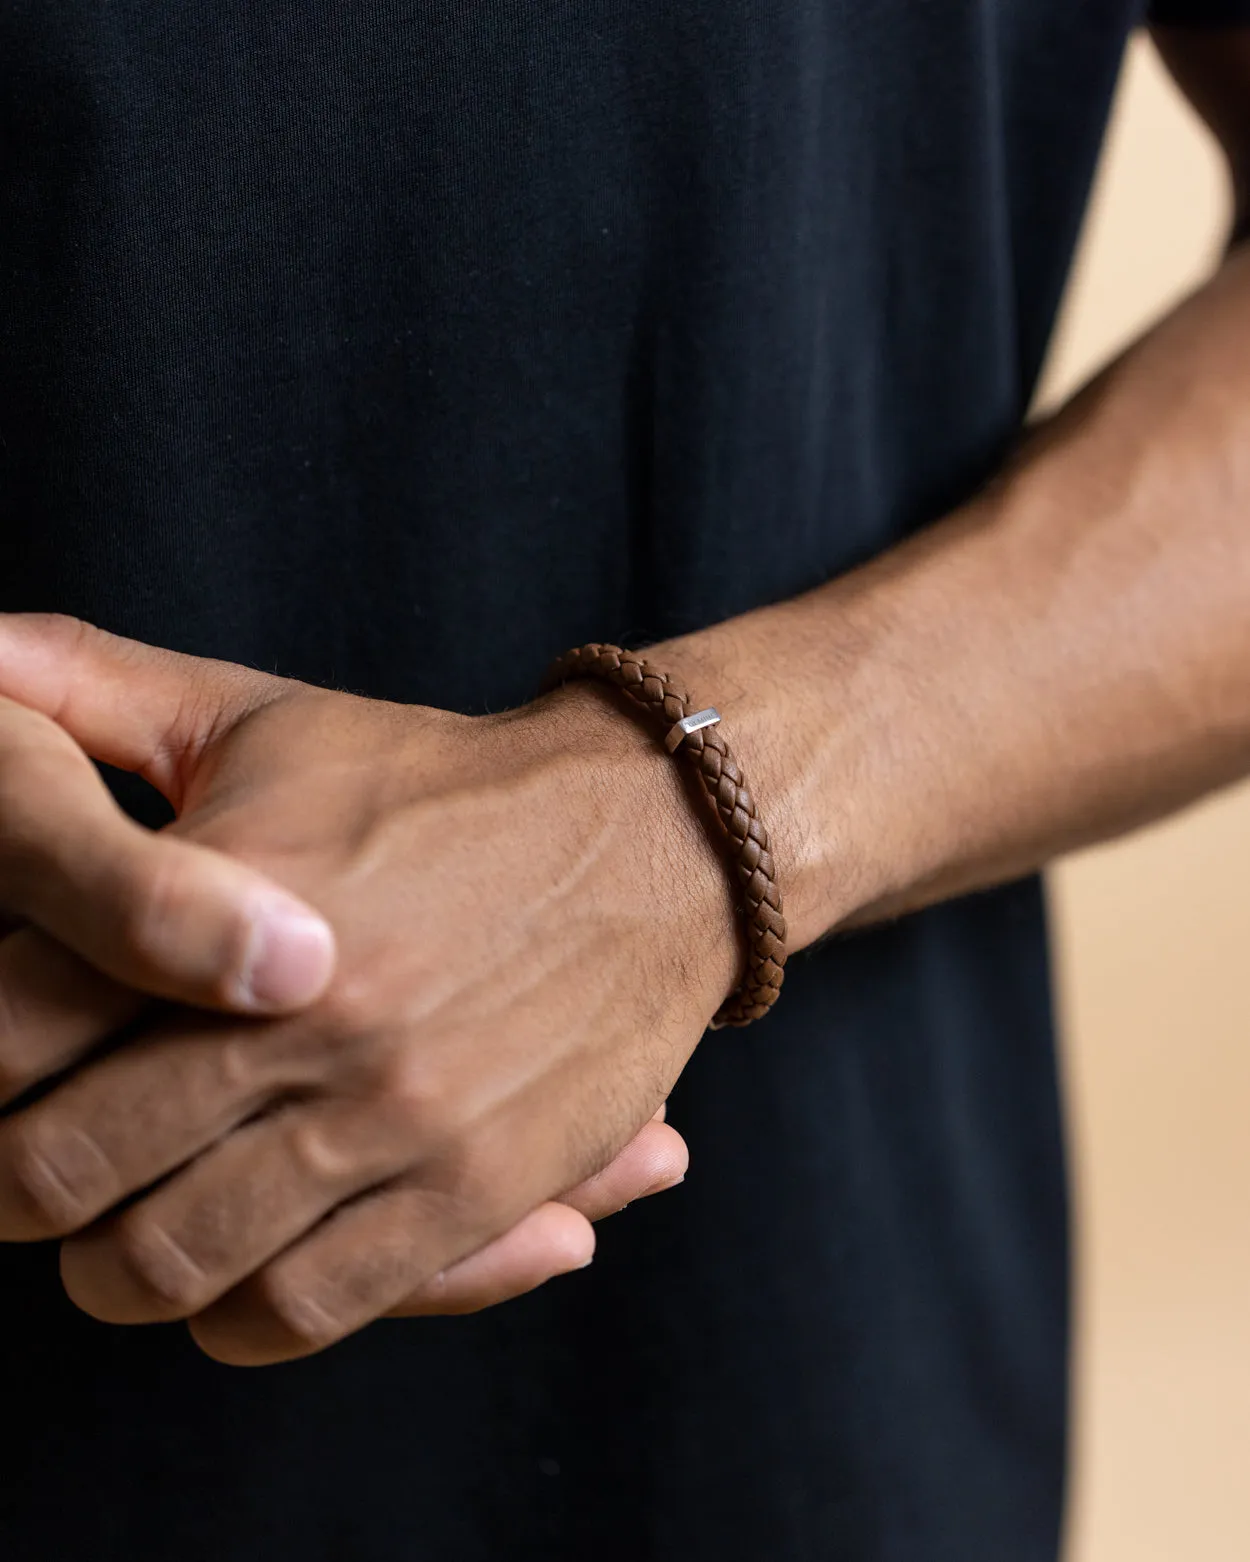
664, 706, 721, 753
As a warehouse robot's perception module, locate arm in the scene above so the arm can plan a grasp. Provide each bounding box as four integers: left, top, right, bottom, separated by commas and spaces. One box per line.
0, 32, 1244, 1366
655, 30, 1250, 949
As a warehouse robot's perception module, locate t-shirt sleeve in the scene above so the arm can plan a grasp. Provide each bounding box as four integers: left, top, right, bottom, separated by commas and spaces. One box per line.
1148, 0, 1250, 21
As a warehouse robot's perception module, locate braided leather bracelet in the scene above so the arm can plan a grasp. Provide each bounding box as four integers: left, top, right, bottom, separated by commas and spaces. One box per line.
540, 643, 787, 1028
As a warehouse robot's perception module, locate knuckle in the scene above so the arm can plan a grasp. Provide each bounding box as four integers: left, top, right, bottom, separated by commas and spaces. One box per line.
256, 1268, 343, 1351
375, 1063, 467, 1165
547, 1216, 596, 1276
285, 1116, 354, 1185
118, 849, 198, 965
211, 1033, 263, 1098
416, 1129, 498, 1224
313, 973, 381, 1046
1, 1121, 101, 1237
2, 614, 93, 691
23, 612, 92, 653
111, 1213, 208, 1316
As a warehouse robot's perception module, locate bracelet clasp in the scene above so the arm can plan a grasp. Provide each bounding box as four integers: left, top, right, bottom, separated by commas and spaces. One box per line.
664, 706, 722, 754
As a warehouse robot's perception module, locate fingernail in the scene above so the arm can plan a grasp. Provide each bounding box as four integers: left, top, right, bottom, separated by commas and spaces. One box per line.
237, 895, 336, 1012
643, 1173, 686, 1197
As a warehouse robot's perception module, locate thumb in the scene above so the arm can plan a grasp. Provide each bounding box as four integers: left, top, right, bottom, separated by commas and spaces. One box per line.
0, 613, 284, 806
0, 698, 336, 1016
0, 617, 335, 1014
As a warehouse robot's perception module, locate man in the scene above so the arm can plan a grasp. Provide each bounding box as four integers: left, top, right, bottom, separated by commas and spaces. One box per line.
1, 1, 1247, 1557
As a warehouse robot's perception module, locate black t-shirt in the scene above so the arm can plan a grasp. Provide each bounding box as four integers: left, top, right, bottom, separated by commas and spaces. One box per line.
1, 2, 1243, 1558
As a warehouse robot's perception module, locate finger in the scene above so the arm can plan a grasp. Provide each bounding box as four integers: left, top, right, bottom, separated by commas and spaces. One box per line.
0, 1011, 308, 1241
385, 1203, 595, 1318
382, 1116, 684, 1319
62, 1107, 687, 1325
557, 1117, 687, 1222
188, 1104, 686, 1363
0, 613, 283, 804
59, 1098, 413, 1324
0, 697, 335, 1017
188, 1177, 503, 1366
385, 1119, 686, 1318
0, 930, 144, 1110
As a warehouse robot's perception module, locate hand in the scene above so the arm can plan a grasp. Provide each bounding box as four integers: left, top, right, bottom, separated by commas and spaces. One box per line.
0, 633, 690, 1327
0, 678, 338, 1029
0, 615, 733, 1362
383, 1105, 686, 1317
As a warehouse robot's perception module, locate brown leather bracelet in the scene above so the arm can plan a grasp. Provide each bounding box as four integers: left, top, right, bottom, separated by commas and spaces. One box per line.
540, 643, 787, 1028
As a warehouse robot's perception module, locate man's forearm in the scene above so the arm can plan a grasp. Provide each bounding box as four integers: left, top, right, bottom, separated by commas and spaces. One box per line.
661, 241, 1250, 950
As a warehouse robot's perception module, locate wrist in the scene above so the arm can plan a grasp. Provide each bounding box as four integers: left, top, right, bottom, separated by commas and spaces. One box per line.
647, 604, 875, 950
503, 679, 742, 1022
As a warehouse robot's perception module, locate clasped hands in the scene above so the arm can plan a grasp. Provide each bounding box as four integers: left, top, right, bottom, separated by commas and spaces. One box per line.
0, 615, 735, 1364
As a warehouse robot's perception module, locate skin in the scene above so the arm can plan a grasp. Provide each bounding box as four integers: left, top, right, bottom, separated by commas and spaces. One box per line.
0, 651, 702, 1340
0, 29, 1248, 1364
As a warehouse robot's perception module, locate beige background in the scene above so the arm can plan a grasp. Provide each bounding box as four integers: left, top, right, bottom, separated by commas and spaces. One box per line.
1038, 34, 1250, 1562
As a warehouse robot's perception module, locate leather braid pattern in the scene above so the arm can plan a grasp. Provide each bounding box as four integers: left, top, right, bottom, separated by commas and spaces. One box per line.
541, 643, 787, 1028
